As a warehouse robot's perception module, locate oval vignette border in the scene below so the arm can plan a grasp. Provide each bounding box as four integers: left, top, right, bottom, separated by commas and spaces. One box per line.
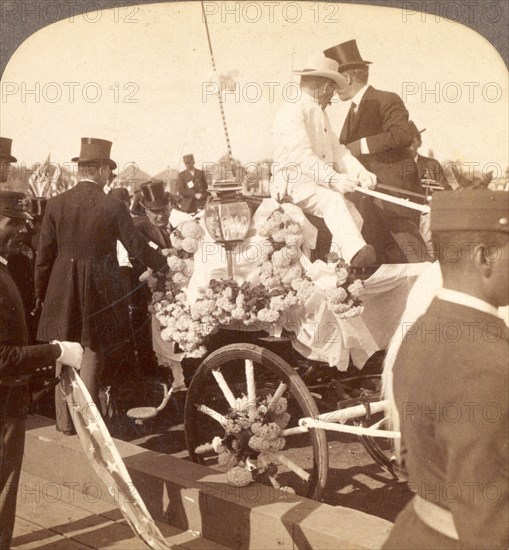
0, 0, 508, 78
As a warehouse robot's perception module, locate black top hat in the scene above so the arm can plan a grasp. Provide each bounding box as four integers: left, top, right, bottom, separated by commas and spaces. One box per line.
324, 40, 372, 72
0, 137, 17, 163
29, 197, 47, 219
72, 138, 117, 169
0, 191, 32, 220
110, 187, 132, 202
139, 180, 169, 211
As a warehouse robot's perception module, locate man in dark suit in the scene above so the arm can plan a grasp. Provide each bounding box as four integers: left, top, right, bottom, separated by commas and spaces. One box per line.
0, 189, 83, 548
129, 180, 173, 374
35, 138, 167, 434
324, 40, 429, 263
406, 122, 449, 193
131, 180, 192, 367
384, 190, 508, 549
176, 154, 208, 213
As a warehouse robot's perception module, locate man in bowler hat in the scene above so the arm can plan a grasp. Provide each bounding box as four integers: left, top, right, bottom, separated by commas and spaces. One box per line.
384, 190, 508, 548
0, 188, 83, 548
176, 154, 208, 213
35, 138, 167, 434
324, 40, 429, 263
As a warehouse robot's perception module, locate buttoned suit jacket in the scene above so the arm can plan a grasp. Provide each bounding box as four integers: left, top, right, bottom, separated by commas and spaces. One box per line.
340, 85, 421, 201
1, 263, 59, 416
176, 169, 208, 213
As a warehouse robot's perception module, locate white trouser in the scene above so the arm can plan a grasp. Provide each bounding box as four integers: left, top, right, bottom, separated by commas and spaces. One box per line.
294, 185, 366, 263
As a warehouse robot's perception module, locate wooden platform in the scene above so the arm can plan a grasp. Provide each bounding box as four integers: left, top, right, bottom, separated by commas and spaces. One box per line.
20, 415, 392, 549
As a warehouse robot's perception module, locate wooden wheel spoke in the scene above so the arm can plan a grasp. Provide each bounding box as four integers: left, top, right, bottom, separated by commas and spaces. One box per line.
211, 369, 237, 409
245, 359, 256, 421
195, 441, 215, 455
267, 382, 287, 412
264, 451, 310, 482
197, 404, 226, 427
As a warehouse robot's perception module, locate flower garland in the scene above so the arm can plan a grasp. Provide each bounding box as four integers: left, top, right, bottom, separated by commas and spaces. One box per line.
150, 210, 366, 356
148, 221, 213, 357
195, 394, 293, 488
325, 253, 365, 318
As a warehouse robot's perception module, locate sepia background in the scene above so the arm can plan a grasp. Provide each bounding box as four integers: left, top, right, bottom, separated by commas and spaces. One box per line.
1, 1, 508, 190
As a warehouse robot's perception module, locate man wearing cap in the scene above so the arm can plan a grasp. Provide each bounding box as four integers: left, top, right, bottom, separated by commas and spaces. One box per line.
384, 190, 509, 549
324, 40, 428, 263
35, 138, 168, 434
177, 154, 208, 213
0, 189, 83, 548
271, 55, 378, 266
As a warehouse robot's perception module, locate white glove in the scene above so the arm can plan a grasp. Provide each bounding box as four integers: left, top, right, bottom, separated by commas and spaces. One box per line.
358, 170, 377, 189
139, 267, 153, 282
54, 341, 84, 370
329, 174, 359, 194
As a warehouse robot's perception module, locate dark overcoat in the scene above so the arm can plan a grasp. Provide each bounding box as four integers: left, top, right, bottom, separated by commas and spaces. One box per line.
176, 169, 207, 213
35, 181, 166, 351
385, 298, 508, 549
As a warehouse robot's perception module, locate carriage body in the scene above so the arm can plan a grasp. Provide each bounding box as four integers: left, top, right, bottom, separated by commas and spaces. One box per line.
134, 197, 431, 500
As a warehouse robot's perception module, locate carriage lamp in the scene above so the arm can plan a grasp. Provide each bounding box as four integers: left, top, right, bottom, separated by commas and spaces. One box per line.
204, 176, 251, 279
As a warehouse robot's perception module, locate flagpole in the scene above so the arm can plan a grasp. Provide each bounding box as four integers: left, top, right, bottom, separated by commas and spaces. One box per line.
201, 1, 234, 175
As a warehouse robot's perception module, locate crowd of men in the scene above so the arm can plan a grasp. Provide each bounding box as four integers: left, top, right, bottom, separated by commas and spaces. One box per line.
1, 38, 507, 550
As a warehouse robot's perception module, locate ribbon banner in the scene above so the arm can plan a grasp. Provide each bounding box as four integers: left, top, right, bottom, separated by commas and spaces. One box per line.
61, 366, 171, 550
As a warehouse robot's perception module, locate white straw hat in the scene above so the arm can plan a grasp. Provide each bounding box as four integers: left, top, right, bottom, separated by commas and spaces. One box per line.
293, 55, 347, 88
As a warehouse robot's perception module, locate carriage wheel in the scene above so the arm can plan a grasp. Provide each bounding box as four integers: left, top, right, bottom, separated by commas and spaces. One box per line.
185, 343, 328, 500
358, 416, 407, 481
349, 376, 407, 481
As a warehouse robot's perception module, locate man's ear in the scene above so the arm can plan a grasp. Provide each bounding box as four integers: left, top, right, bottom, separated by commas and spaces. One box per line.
474, 243, 493, 277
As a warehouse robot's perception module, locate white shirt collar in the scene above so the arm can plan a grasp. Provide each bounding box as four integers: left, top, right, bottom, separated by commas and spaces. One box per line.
351, 84, 369, 107
81, 178, 97, 184
0, 255, 7, 266
437, 288, 499, 317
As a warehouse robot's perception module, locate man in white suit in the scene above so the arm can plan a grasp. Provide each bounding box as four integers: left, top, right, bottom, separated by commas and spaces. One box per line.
271, 55, 378, 266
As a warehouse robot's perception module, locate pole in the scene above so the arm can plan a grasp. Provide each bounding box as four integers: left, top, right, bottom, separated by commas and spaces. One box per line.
355, 187, 431, 213
201, 1, 234, 175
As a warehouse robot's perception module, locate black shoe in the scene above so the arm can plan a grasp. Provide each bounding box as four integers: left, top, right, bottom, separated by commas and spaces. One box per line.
300, 362, 340, 385
350, 245, 377, 267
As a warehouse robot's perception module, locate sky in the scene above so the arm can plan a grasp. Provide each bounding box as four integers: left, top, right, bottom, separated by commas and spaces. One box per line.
1, 1, 508, 181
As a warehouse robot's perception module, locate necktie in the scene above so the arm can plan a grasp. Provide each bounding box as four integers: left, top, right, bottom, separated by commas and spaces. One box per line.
345, 101, 357, 137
